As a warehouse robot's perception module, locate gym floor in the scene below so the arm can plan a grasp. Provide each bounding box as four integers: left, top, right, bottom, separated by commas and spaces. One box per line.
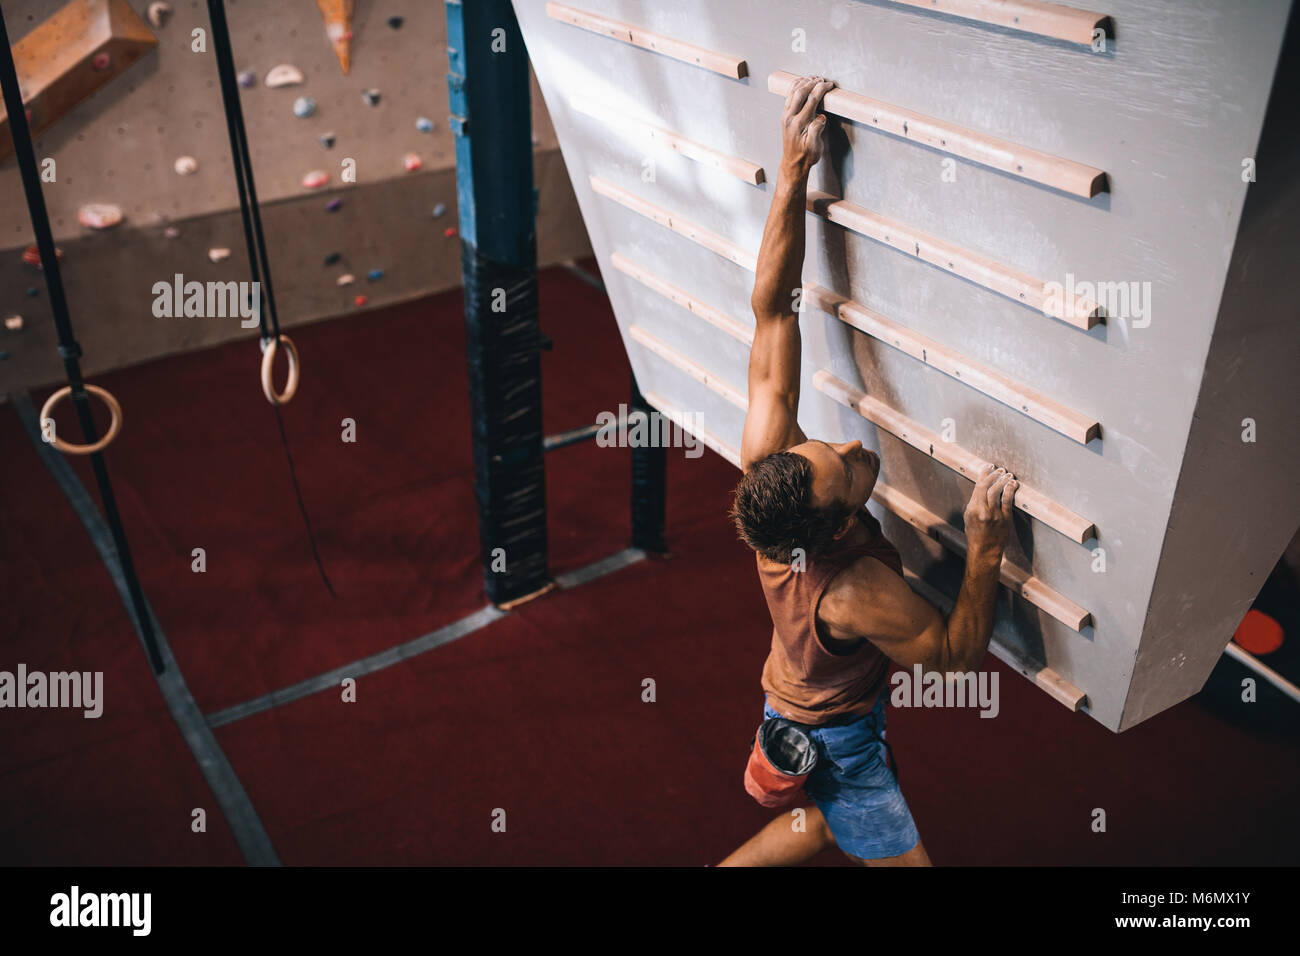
2, 261, 1297, 866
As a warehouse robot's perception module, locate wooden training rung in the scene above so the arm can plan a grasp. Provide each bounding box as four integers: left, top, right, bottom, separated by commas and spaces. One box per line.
545, 2, 747, 79
591, 176, 758, 271
642, 391, 1091, 637
571, 96, 764, 185
802, 282, 1099, 444
612, 253, 754, 345
629, 325, 748, 410
814, 369, 1096, 542
885, 0, 1109, 47
807, 190, 1102, 328
768, 71, 1106, 198
902, 569, 1087, 711
644, 391, 743, 468
872, 481, 1092, 631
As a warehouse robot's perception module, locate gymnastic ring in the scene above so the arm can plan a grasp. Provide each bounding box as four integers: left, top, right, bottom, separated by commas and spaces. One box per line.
38, 384, 122, 456
259, 334, 300, 405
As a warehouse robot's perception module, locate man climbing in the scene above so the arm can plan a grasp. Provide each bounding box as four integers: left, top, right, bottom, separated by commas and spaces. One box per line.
718, 77, 1020, 867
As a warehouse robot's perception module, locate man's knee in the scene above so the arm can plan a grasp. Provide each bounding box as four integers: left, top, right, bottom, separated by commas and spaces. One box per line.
803, 805, 836, 849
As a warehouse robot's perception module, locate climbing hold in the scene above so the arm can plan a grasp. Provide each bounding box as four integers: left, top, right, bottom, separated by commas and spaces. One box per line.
23, 245, 63, 268
238, 69, 256, 88
147, 2, 172, 28
164, 226, 182, 239
324, 252, 341, 266
302, 170, 330, 189
265, 64, 305, 88
416, 116, 434, 133
92, 51, 111, 71
317, 0, 355, 74
531, 133, 540, 146
403, 152, 422, 172
319, 131, 336, 149
78, 203, 123, 230
173, 155, 198, 175
25, 287, 39, 297
387, 16, 404, 29
362, 88, 381, 106
432, 203, 447, 218
4, 315, 23, 331
293, 96, 316, 119
337, 274, 355, 286
354, 295, 367, 307
444, 227, 457, 238
0, 351, 8, 361
209, 247, 232, 263
325, 197, 343, 212
366, 268, 384, 282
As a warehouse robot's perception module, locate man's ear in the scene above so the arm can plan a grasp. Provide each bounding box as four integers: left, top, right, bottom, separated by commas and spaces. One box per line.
831, 512, 856, 540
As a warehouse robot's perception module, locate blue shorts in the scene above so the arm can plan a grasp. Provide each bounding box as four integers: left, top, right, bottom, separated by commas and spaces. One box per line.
762, 693, 920, 860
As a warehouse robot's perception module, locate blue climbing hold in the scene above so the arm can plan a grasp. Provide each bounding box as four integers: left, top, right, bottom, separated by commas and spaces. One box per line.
293, 96, 316, 118
416, 116, 434, 133
367, 268, 384, 282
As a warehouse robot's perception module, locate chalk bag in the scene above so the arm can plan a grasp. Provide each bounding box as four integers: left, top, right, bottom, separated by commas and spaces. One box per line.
743, 717, 819, 808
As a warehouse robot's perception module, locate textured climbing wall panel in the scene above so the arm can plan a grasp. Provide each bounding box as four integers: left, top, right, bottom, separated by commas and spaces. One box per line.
514, 0, 1300, 731
0, 0, 589, 391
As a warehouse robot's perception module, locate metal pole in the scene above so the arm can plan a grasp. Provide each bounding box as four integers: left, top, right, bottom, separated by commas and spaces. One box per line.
445, 0, 550, 606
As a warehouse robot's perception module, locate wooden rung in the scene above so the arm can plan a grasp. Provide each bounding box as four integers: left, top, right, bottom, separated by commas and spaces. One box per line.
768, 71, 1106, 198
545, 2, 748, 78
591, 176, 759, 271
902, 569, 1087, 711
644, 391, 743, 468
814, 369, 1096, 542
872, 481, 1092, 630
803, 282, 1099, 444
643, 390, 1092, 638
806, 190, 1103, 329
629, 325, 749, 410
571, 96, 764, 185
612, 253, 754, 345
885, 0, 1109, 47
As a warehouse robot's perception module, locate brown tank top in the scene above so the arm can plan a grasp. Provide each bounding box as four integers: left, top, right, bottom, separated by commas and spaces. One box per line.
758, 509, 904, 725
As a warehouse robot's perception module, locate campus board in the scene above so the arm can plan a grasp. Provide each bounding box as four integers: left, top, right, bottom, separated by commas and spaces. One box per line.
512, 0, 1300, 731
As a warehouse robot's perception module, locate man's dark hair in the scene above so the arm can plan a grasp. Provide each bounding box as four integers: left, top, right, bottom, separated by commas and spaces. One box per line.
730, 451, 853, 564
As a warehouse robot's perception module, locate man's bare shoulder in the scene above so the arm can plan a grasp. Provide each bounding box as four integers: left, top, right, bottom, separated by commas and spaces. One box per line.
817, 553, 909, 634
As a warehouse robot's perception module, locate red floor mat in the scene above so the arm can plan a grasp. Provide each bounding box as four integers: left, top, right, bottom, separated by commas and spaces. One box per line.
5, 263, 1298, 865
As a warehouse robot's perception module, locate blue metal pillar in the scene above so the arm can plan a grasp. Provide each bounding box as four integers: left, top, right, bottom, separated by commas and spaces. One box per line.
445, 0, 550, 606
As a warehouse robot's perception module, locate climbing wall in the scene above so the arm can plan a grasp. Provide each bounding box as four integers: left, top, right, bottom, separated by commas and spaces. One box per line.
0, 0, 589, 392
514, 0, 1300, 731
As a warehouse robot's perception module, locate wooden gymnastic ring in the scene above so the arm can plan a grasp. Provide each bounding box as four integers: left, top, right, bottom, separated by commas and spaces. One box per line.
38, 384, 122, 455
260, 334, 300, 405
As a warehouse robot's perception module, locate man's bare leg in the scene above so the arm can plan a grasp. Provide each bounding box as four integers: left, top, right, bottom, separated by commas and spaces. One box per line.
845, 839, 933, 867
717, 804, 836, 866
